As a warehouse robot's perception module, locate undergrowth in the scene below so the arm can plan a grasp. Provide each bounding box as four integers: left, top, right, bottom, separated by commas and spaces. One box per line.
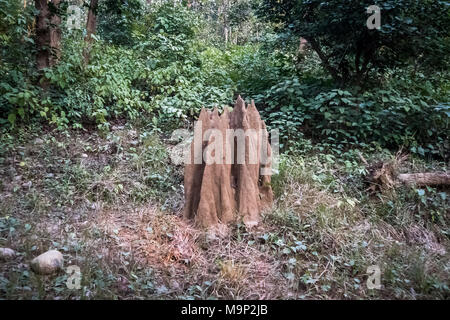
1, 126, 448, 300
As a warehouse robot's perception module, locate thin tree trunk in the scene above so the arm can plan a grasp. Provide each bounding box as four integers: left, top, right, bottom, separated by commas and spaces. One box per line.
49, 0, 61, 67
307, 38, 342, 85
35, 0, 50, 71
83, 0, 99, 64
34, 0, 61, 71
85, 0, 99, 42
299, 37, 307, 53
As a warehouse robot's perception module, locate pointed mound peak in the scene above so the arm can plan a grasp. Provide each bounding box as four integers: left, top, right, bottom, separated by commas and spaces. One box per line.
197, 107, 210, 127
249, 100, 257, 111
221, 106, 231, 119
234, 95, 246, 112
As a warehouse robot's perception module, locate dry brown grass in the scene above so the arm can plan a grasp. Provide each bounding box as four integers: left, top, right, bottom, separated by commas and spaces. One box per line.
87, 205, 290, 299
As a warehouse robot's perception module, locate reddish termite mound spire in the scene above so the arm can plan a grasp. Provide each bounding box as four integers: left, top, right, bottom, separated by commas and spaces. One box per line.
184, 96, 273, 229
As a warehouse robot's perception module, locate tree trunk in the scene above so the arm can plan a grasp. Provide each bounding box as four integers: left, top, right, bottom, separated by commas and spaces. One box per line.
307, 38, 342, 85
49, 0, 61, 67
83, 0, 99, 64
361, 152, 450, 192
34, 0, 61, 71
299, 37, 307, 53
35, 0, 50, 71
85, 0, 99, 42
398, 172, 450, 186
224, 26, 228, 44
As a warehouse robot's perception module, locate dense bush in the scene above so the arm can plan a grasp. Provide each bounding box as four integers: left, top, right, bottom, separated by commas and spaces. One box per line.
259, 0, 450, 86
256, 73, 449, 158
2, 2, 234, 131
0, 0, 39, 126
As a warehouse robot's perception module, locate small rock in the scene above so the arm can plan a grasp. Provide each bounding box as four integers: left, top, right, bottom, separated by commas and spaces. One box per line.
46, 224, 60, 234
112, 125, 124, 131
169, 279, 181, 291
34, 138, 44, 144
81, 153, 88, 158
22, 181, 32, 189
31, 250, 64, 275
0, 248, 16, 260
127, 130, 137, 138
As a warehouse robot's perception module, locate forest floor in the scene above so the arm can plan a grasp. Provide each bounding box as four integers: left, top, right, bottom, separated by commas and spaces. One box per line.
0, 123, 449, 300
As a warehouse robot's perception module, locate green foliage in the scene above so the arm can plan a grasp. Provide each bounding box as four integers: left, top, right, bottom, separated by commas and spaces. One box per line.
130, 3, 234, 128
2, 2, 235, 130
260, 0, 450, 86
254, 78, 310, 152
229, 40, 297, 97
196, 0, 264, 45
254, 70, 449, 158
0, 0, 35, 67
98, 0, 144, 46
1, 0, 449, 302
0, 0, 39, 127
18, 35, 152, 131
414, 187, 449, 225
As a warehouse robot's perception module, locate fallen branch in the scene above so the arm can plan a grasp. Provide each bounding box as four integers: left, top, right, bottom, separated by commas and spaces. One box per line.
361, 152, 450, 192
397, 172, 450, 186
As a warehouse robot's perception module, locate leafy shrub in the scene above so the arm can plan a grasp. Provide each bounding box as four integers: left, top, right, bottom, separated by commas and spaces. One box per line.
255, 72, 449, 158
260, 0, 450, 86
0, 0, 40, 126
2, 2, 234, 131
98, 0, 144, 46
229, 39, 297, 97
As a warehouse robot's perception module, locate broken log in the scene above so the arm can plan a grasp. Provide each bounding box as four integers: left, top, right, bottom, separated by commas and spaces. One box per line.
361, 152, 450, 192
397, 172, 450, 186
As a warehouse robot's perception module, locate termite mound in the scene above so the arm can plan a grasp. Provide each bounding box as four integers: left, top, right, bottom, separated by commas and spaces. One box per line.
184, 96, 273, 229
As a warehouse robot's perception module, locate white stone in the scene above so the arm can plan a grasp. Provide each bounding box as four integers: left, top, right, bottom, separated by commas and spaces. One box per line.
22, 181, 32, 189
0, 248, 16, 260
31, 250, 64, 275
